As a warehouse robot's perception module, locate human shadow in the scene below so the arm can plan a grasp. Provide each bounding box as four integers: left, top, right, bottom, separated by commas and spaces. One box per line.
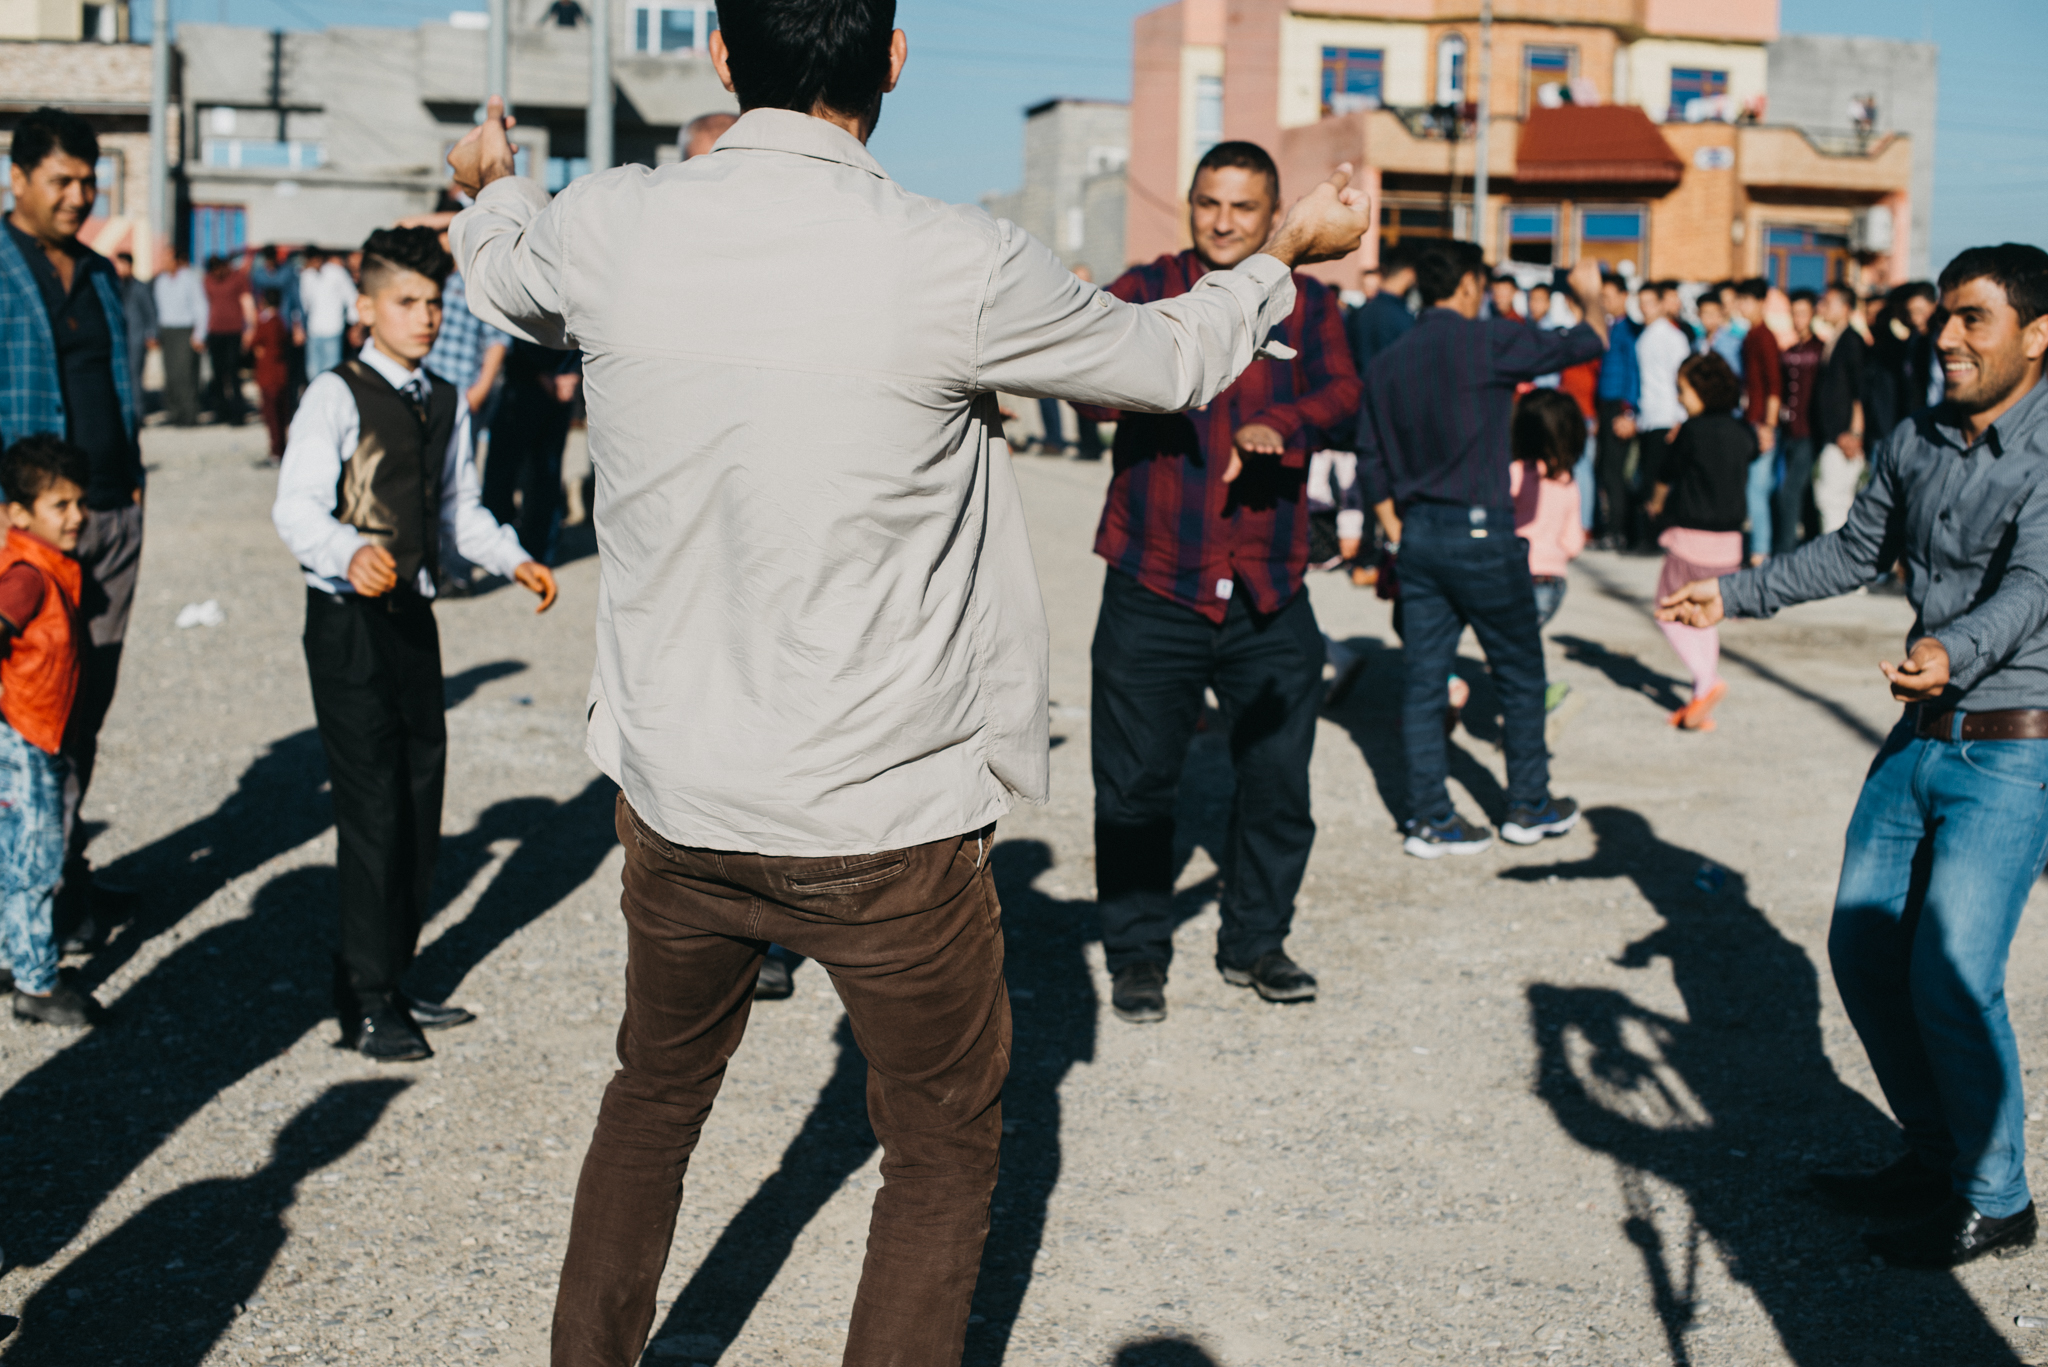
2, 1079, 407, 1366
1548, 635, 1687, 714
1513, 806, 2021, 1366
636, 838, 1108, 1365
1110, 1336, 1222, 1366
1321, 635, 1511, 827
0, 772, 618, 1279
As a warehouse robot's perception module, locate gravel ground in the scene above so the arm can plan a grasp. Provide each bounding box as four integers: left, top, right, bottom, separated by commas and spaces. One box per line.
5, 424, 2048, 1367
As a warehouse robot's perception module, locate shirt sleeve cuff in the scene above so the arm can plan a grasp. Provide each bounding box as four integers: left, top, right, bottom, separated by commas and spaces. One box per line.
1238, 254, 1294, 291
1931, 629, 1986, 691
476, 174, 550, 214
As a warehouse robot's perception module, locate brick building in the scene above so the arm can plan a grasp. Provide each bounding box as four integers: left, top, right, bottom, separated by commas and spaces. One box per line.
1125, 0, 1934, 291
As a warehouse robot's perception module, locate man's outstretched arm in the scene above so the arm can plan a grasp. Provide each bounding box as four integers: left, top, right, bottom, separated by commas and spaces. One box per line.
446, 99, 574, 348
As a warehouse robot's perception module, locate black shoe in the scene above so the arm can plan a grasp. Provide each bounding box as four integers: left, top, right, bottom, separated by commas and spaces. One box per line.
754, 956, 794, 1000
0, 964, 12, 993
398, 995, 475, 1031
1865, 1196, 2037, 1268
13, 982, 95, 1026
1110, 962, 1167, 1024
1220, 951, 1317, 1003
58, 912, 100, 956
353, 1003, 432, 1062
1403, 812, 1493, 859
1811, 1153, 1951, 1218
1501, 796, 1581, 846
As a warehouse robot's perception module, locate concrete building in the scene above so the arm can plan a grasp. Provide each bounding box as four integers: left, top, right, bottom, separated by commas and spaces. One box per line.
1125, 0, 1935, 292
983, 97, 1129, 282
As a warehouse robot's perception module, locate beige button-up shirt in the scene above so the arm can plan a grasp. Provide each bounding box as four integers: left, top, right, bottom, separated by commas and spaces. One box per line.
453, 109, 1299, 856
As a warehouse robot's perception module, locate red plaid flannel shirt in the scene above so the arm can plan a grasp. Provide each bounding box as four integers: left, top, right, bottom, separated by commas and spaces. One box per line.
1080, 251, 1360, 623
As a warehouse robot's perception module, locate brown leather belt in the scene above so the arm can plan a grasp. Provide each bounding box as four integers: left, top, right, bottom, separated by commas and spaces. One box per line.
1915, 708, 2048, 741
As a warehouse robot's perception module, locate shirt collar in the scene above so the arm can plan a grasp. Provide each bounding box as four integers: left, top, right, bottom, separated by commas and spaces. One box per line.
1935, 372, 2048, 457
359, 340, 426, 391
709, 108, 889, 181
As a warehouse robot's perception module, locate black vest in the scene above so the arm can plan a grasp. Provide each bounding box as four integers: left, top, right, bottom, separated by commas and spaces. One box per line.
333, 358, 457, 585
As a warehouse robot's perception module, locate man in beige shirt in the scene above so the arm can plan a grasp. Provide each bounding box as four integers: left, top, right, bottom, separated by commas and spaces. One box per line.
447, 0, 1366, 1360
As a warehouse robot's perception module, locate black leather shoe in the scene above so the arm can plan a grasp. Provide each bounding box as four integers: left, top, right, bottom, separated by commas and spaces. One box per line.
1220, 951, 1318, 1003
1111, 962, 1167, 1024
1865, 1196, 2037, 1268
354, 1003, 432, 1062
1811, 1153, 1951, 1218
754, 957, 794, 1000
398, 995, 475, 1031
12, 982, 95, 1026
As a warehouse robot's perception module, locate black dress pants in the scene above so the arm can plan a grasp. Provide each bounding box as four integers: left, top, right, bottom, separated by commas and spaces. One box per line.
1090, 568, 1322, 975
1594, 399, 1634, 542
205, 333, 246, 424
486, 385, 573, 562
302, 588, 446, 1019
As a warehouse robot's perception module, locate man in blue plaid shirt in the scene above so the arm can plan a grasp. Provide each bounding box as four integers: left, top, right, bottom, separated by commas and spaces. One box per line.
0, 106, 147, 934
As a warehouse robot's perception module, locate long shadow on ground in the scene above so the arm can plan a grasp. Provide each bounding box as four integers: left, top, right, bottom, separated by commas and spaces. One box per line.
1322, 635, 1511, 827
1513, 806, 2020, 1366
2, 1080, 407, 1366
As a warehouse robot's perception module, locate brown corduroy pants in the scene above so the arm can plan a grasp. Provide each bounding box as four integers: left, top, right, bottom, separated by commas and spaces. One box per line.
551, 795, 1011, 1367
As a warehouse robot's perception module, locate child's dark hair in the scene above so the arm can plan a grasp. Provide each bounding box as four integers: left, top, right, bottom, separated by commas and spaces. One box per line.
1677, 353, 1742, 414
358, 225, 450, 294
1, 434, 90, 507
1512, 388, 1585, 481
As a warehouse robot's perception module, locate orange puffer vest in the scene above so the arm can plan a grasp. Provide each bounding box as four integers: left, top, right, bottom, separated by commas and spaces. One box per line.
0, 528, 82, 755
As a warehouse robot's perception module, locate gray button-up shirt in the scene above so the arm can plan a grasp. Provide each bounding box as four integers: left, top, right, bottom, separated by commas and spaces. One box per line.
452, 109, 1300, 855
1721, 376, 2048, 710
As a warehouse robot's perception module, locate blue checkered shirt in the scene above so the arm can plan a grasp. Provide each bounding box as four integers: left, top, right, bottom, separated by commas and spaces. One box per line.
424, 271, 509, 390
0, 233, 138, 453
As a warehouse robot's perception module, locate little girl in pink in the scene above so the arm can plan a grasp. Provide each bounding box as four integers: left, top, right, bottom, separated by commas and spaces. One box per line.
1510, 388, 1587, 711
1644, 353, 1755, 731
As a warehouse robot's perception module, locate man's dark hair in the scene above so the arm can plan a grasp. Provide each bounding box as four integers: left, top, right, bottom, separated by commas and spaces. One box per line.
1492, 269, 1518, 286
358, 226, 450, 295
9, 105, 98, 177
2, 433, 90, 507
1788, 287, 1819, 308
1413, 240, 1486, 306
1938, 244, 2048, 326
1678, 352, 1742, 414
1511, 388, 1585, 480
1735, 277, 1770, 300
717, 0, 897, 121
1377, 239, 1418, 275
1824, 281, 1857, 306
1189, 140, 1279, 203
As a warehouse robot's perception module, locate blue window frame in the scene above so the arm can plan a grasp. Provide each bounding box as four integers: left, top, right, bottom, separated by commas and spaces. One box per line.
1581, 210, 1644, 243
1765, 226, 1850, 293
190, 204, 247, 261
1506, 206, 1559, 264
1669, 66, 1729, 121
1321, 47, 1384, 117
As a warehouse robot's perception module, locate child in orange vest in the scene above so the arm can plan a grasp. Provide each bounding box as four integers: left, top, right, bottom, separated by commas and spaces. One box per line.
0, 435, 92, 1026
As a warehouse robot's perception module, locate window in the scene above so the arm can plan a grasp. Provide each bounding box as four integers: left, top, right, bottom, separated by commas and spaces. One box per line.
1193, 74, 1223, 160
1321, 47, 1384, 117
547, 156, 592, 192
1436, 34, 1466, 105
1669, 67, 1729, 122
190, 204, 248, 262
1523, 44, 1576, 112
1577, 206, 1645, 274
632, 4, 716, 54
1379, 202, 1451, 248
1765, 226, 1850, 293
1505, 205, 1558, 265
203, 139, 324, 170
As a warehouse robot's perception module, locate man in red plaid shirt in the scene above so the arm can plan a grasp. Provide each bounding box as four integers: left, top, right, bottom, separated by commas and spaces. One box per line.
1078, 141, 1361, 1025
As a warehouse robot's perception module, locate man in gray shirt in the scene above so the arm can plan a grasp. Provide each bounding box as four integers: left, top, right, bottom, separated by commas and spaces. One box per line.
446, 0, 1369, 1360
1661, 243, 2048, 1269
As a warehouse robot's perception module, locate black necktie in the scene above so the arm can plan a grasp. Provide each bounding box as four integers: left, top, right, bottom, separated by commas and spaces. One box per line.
402, 377, 428, 424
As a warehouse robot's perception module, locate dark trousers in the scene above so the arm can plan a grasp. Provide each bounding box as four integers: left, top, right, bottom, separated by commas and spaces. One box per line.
160, 328, 200, 425
301, 589, 446, 1018
1397, 503, 1551, 821
554, 798, 1008, 1367
486, 386, 573, 563
1594, 399, 1634, 542
1089, 568, 1321, 974
204, 332, 245, 423
1772, 433, 1818, 555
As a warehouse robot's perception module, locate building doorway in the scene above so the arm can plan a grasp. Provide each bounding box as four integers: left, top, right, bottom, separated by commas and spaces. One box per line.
1765, 226, 1851, 293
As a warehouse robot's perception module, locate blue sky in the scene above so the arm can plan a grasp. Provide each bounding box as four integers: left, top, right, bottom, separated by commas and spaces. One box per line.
140, 0, 2045, 272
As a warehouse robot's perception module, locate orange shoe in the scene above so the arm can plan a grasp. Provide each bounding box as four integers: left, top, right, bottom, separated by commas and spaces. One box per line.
1680, 680, 1728, 731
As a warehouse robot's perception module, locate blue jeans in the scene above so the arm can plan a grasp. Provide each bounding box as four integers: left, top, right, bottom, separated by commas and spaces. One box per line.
1772, 433, 1817, 555
1396, 503, 1550, 821
0, 723, 70, 995
306, 332, 344, 378
1830, 714, 2048, 1217
1531, 575, 1568, 628
1574, 436, 1596, 530
1745, 450, 1775, 559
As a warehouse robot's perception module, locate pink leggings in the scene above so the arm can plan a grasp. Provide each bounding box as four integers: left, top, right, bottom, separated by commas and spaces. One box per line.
1658, 619, 1720, 697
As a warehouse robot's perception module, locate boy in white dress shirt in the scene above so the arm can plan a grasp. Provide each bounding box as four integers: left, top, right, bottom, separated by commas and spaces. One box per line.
272, 226, 558, 1062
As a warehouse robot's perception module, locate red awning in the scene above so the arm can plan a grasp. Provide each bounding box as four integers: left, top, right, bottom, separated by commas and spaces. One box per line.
1516, 105, 1683, 185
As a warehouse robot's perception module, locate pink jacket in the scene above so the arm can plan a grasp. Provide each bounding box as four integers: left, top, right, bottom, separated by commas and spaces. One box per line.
1510, 462, 1586, 579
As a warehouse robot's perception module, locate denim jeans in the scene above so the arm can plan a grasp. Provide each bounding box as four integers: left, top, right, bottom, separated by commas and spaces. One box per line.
1396, 503, 1551, 821
1531, 575, 1568, 628
0, 723, 71, 995
306, 332, 344, 378
1829, 713, 2048, 1218
1771, 433, 1817, 555
1745, 450, 1776, 560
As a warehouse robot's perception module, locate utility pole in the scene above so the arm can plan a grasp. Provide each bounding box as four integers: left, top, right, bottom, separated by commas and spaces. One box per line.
587, 0, 613, 174
1472, 0, 1492, 253
487, 0, 509, 111
147, 0, 171, 255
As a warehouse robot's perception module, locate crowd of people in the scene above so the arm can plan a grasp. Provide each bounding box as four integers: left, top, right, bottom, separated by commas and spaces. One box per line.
3, 0, 2048, 1356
